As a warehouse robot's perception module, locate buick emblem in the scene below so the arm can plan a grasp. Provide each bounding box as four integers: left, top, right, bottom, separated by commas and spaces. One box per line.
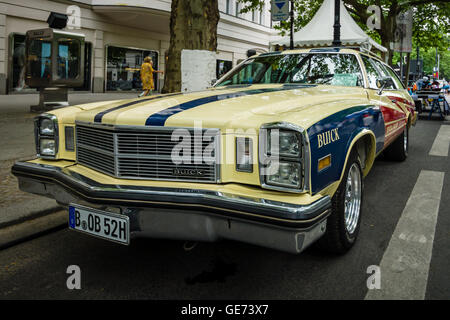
172, 168, 204, 177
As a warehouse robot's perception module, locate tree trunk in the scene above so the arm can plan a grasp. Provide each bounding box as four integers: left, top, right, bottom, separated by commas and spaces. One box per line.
162, 0, 220, 93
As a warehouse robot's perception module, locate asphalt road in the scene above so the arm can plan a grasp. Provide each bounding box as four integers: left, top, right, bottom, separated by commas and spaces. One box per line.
0, 117, 449, 300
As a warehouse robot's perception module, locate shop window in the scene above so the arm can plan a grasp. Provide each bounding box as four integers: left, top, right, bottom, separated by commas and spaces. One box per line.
106, 46, 159, 92
10, 34, 27, 92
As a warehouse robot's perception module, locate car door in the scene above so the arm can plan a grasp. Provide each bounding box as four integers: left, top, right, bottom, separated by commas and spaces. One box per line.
361, 55, 409, 149
379, 62, 417, 125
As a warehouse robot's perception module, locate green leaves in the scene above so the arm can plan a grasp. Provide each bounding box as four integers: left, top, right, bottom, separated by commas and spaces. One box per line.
239, 0, 448, 66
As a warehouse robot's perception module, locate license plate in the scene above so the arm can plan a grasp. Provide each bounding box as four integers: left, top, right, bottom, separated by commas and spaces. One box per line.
68, 204, 130, 245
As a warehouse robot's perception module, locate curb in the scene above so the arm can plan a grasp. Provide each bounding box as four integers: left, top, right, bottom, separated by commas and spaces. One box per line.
0, 205, 63, 229
444, 115, 450, 124
0, 210, 67, 250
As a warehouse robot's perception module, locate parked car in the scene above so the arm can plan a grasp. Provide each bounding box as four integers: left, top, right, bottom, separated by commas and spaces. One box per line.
12, 48, 416, 254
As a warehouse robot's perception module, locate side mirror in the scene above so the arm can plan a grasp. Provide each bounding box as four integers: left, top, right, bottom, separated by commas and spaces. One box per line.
376, 76, 394, 95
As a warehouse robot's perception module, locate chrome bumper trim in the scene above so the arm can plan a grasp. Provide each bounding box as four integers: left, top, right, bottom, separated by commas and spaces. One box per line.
12, 161, 331, 228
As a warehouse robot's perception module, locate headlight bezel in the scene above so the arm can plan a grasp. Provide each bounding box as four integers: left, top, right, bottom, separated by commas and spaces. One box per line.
34, 114, 59, 159
259, 122, 310, 193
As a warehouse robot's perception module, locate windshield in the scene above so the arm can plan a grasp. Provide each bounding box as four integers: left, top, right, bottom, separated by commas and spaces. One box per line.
216, 53, 364, 87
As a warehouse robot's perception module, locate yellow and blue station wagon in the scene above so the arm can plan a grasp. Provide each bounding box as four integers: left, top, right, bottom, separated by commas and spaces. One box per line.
12, 48, 416, 254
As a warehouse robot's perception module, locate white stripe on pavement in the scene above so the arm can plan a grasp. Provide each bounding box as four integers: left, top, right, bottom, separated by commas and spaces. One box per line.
429, 125, 450, 157
365, 170, 445, 300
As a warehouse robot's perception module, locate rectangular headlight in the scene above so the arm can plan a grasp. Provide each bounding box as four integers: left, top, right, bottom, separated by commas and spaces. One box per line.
236, 137, 253, 172
40, 138, 56, 156
40, 118, 55, 135
266, 161, 301, 188
269, 130, 301, 158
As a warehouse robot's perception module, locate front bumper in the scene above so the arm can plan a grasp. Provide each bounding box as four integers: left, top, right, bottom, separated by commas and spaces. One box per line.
12, 161, 331, 253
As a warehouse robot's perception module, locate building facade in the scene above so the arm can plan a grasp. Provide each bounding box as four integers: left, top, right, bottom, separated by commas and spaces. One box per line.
0, 0, 274, 95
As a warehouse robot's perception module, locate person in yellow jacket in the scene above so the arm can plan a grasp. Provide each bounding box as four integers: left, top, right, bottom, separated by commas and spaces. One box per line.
139, 56, 163, 97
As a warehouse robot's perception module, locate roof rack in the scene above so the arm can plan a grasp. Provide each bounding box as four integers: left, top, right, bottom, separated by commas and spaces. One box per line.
338, 44, 382, 60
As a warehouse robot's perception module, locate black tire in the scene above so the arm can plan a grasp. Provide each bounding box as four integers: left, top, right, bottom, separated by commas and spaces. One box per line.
316, 151, 363, 254
384, 125, 408, 161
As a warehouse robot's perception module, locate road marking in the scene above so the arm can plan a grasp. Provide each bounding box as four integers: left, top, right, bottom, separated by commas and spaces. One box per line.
429, 125, 450, 157
365, 170, 445, 300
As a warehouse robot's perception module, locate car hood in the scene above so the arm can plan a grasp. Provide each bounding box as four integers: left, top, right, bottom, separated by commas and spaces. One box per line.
73, 84, 369, 131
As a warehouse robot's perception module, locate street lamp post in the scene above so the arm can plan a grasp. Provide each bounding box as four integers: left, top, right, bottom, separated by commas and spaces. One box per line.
290, 0, 294, 50
415, 46, 419, 81
332, 0, 341, 47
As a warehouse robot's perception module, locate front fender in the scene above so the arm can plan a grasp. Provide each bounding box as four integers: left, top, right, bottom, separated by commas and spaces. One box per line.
307, 105, 382, 195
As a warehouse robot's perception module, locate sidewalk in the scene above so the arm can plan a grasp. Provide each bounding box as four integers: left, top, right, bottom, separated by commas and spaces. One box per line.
0, 92, 138, 247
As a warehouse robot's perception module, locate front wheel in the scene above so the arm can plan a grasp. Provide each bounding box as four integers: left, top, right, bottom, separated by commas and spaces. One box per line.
316, 151, 363, 254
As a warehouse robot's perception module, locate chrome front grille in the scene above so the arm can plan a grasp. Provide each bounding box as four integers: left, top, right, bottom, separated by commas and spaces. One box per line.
76, 123, 220, 183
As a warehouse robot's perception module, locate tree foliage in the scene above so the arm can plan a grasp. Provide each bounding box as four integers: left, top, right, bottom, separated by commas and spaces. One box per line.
239, 0, 449, 65
393, 43, 450, 80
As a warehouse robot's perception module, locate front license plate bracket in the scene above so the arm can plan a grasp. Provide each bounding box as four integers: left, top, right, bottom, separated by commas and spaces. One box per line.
68, 203, 130, 245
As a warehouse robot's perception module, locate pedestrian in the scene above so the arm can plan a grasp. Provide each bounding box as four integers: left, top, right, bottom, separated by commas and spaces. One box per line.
139, 56, 163, 97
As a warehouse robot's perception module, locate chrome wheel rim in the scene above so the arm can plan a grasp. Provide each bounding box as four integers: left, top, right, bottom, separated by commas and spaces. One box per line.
344, 163, 362, 234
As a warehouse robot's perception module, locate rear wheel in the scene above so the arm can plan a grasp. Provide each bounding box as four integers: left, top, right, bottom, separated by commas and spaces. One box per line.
316, 151, 363, 254
384, 125, 408, 161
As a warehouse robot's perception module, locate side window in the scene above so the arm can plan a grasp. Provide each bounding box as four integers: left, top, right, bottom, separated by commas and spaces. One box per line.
384, 65, 405, 90
372, 59, 396, 90
361, 55, 381, 89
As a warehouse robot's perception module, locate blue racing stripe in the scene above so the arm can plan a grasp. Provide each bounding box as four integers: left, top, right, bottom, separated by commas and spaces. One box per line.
93, 93, 183, 123
145, 85, 315, 126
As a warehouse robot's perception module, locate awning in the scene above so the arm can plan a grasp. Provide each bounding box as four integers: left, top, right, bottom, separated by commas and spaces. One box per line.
270, 0, 387, 53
